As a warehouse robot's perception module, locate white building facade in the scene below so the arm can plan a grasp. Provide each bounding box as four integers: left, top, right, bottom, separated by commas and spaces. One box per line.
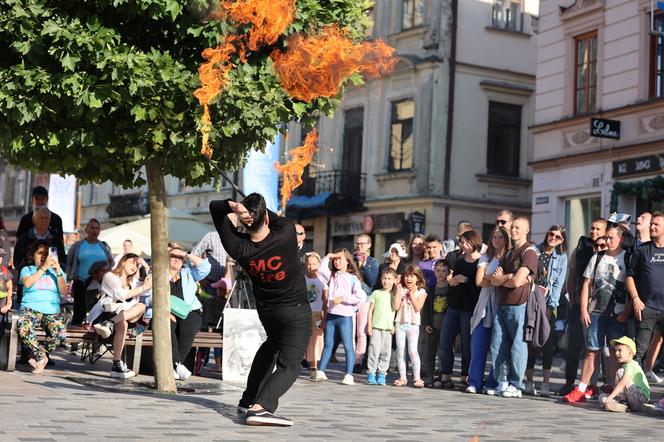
532, 0, 664, 244
287, 0, 537, 254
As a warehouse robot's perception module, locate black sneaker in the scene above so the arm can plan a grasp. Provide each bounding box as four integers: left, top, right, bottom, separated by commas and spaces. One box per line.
111, 360, 136, 379
245, 408, 293, 427
237, 400, 251, 414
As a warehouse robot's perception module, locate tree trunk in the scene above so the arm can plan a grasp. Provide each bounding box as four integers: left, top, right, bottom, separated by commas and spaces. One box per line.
146, 158, 177, 393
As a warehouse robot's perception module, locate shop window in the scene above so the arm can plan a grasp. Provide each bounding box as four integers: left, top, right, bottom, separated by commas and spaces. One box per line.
574, 31, 598, 114
487, 101, 521, 177
565, 195, 601, 246
492, 0, 523, 32
389, 99, 414, 172
650, 13, 664, 98
402, 0, 425, 30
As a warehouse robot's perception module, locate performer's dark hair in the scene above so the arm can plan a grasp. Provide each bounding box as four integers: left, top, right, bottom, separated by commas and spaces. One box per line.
241, 193, 267, 233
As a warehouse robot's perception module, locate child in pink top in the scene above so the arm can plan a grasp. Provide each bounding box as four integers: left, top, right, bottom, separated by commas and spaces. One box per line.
392, 265, 427, 388
315, 249, 366, 385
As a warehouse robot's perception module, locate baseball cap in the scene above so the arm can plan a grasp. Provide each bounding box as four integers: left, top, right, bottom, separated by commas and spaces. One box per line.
608, 212, 631, 224
610, 336, 636, 355
32, 186, 48, 198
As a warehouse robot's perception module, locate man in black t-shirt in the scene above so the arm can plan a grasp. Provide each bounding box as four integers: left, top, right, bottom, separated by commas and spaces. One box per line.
210, 193, 311, 427
16, 186, 64, 240
627, 212, 664, 363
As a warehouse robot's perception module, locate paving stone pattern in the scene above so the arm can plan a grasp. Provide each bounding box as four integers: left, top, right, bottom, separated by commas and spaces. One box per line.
1, 352, 664, 441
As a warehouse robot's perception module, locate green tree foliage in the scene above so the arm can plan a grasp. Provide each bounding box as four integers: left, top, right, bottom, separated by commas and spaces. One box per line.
0, 0, 374, 185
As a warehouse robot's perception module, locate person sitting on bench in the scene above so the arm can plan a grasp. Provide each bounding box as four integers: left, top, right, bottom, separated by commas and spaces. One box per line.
17, 240, 68, 374
89, 253, 152, 379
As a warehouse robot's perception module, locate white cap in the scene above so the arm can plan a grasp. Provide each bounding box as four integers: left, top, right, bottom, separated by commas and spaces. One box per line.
383, 243, 408, 258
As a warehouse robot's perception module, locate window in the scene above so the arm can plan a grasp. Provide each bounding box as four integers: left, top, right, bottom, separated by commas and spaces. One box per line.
88, 184, 98, 204
650, 13, 664, 97
402, 0, 425, 30
389, 100, 414, 171
487, 101, 521, 177
565, 196, 601, 246
574, 31, 598, 114
492, 0, 523, 32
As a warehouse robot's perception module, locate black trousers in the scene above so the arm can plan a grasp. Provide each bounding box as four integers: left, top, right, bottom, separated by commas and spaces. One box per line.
635, 306, 664, 364
564, 304, 585, 385
71, 279, 87, 325
171, 310, 202, 364
241, 303, 311, 413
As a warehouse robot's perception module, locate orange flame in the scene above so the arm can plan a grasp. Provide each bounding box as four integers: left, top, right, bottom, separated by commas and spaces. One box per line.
270, 26, 398, 102
274, 129, 318, 209
195, 0, 296, 156
217, 0, 296, 51
194, 36, 246, 157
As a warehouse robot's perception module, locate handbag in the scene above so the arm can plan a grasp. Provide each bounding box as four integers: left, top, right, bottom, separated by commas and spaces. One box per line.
170, 295, 192, 319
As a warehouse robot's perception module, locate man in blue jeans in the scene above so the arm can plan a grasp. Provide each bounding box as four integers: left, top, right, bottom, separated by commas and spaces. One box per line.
490, 217, 538, 398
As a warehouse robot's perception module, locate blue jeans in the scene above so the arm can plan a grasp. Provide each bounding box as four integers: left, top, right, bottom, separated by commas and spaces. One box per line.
469, 325, 497, 390
439, 307, 472, 376
584, 313, 625, 351
490, 303, 528, 390
319, 313, 355, 374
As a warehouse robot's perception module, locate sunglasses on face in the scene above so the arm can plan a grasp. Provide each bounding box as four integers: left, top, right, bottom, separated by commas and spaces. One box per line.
548, 231, 564, 241
169, 255, 184, 260
296, 231, 305, 236
495, 219, 509, 226
595, 242, 608, 250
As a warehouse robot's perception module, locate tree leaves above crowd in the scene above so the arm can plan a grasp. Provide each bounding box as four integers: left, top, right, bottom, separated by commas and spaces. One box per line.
0, 0, 373, 187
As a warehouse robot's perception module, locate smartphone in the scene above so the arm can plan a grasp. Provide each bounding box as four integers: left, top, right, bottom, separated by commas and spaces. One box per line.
48, 247, 58, 261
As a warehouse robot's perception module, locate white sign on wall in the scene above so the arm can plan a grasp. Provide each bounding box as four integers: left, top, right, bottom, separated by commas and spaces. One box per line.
48, 174, 77, 233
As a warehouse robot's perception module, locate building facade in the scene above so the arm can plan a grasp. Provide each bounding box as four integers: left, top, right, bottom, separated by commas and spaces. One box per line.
531, 0, 664, 244
287, 0, 537, 254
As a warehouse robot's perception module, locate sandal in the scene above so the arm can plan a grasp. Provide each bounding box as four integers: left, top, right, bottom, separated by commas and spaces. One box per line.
413, 379, 425, 388
393, 378, 407, 387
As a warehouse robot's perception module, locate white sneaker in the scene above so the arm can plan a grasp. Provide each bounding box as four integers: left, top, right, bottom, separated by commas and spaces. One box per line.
523, 381, 536, 396
341, 374, 354, 385
500, 385, 522, 398
175, 363, 192, 381
465, 385, 477, 394
93, 321, 114, 339
485, 388, 496, 396
540, 382, 551, 397
647, 370, 664, 384
173, 369, 182, 380
313, 370, 327, 382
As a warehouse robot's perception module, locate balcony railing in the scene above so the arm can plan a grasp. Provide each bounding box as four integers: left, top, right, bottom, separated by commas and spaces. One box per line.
295, 170, 366, 202
107, 192, 149, 219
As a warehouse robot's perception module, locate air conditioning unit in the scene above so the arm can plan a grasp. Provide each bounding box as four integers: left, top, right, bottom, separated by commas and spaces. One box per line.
591, 176, 601, 188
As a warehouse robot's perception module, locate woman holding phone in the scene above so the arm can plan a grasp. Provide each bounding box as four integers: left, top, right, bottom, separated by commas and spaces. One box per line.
18, 240, 69, 373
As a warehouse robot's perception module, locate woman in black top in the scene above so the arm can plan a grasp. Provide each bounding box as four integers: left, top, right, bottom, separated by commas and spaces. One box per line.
438, 230, 483, 388
374, 242, 408, 290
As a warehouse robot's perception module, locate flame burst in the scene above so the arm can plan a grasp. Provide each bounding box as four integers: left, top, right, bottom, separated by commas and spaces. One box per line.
216, 0, 296, 51
274, 129, 318, 209
194, 36, 245, 157
270, 26, 398, 102
195, 0, 296, 157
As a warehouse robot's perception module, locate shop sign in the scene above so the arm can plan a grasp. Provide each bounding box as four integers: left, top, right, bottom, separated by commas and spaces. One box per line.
535, 196, 549, 205
332, 213, 405, 236
590, 118, 620, 140
409, 211, 426, 234
613, 154, 664, 178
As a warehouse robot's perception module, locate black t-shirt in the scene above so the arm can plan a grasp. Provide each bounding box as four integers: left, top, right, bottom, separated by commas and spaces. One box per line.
447, 257, 480, 312
170, 277, 184, 300
209, 200, 307, 307
628, 241, 664, 311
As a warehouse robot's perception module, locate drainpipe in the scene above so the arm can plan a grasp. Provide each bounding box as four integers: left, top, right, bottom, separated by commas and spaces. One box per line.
443, 0, 458, 239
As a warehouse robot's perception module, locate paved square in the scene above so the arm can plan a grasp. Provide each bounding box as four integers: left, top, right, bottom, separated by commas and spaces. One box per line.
1, 352, 664, 441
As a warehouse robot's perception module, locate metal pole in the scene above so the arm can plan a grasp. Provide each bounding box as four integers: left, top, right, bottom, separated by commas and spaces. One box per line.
204, 157, 246, 199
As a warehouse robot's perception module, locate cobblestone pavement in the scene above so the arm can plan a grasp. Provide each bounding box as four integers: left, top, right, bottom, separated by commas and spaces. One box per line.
1, 351, 664, 441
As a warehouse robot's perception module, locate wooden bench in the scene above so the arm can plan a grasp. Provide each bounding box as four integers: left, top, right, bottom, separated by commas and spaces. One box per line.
0, 310, 100, 372
125, 330, 223, 375
1, 310, 223, 374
